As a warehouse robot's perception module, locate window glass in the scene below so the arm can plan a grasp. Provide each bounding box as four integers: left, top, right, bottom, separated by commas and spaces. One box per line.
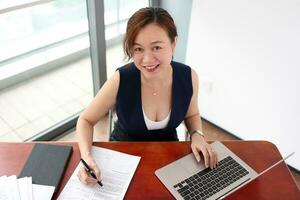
0, 0, 93, 141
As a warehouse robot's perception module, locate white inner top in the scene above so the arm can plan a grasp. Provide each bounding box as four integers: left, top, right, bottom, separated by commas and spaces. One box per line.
142, 108, 171, 130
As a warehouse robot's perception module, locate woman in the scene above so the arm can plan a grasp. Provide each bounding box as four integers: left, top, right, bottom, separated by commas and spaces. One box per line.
77, 7, 218, 186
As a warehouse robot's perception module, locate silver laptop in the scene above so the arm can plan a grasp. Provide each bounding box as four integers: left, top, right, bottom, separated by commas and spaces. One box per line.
155, 141, 294, 200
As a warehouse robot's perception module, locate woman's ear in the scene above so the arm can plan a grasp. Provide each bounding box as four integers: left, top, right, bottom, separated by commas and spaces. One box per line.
172, 37, 178, 50
171, 37, 177, 56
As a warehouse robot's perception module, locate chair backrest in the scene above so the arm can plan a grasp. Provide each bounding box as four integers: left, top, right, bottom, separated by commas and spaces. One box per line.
108, 107, 117, 135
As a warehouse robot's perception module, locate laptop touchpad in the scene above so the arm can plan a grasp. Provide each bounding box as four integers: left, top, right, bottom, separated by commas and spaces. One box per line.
178, 153, 206, 174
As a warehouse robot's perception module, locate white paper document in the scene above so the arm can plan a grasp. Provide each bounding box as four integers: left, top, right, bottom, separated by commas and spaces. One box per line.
0, 176, 54, 200
0, 175, 55, 200
0, 176, 9, 200
6, 175, 20, 200
57, 146, 141, 200
17, 177, 29, 200
32, 184, 55, 200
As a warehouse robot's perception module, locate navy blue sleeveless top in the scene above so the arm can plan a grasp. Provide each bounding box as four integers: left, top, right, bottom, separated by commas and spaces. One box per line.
110, 61, 193, 141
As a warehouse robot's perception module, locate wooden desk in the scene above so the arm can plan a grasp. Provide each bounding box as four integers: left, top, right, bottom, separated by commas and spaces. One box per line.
0, 141, 299, 199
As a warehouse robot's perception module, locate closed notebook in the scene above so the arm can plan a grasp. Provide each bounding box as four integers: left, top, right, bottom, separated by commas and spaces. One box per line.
19, 143, 73, 192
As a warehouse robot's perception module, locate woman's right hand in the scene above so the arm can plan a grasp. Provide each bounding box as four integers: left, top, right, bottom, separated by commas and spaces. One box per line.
77, 155, 101, 186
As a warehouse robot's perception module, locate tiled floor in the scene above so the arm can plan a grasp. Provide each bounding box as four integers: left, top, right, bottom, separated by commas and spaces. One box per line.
0, 44, 124, 141
0, 58, 93, 141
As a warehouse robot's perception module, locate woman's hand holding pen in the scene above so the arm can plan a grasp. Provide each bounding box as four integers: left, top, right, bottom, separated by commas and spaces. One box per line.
191, 133, 218, 169
77, 154, 102, 186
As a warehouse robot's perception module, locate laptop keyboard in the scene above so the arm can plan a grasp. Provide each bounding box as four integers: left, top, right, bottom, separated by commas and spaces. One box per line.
173, 156, 249, 200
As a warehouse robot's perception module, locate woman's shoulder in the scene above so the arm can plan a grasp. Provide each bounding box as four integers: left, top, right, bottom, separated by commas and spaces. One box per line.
117, 62, 136, 72
116, 62, 139, 85
171, 61, 192, 78
171, 61, 190, 69
171, 61, 198, 77
116, 62, 139, 78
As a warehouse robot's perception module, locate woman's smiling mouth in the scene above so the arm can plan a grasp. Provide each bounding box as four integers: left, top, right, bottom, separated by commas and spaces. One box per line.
143, 64, 160, 72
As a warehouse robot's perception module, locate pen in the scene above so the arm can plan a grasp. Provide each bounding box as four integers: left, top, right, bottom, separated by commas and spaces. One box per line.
80, 158, 103, 187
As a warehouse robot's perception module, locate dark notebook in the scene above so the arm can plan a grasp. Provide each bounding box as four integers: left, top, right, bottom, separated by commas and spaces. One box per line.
19, 143, 73, 192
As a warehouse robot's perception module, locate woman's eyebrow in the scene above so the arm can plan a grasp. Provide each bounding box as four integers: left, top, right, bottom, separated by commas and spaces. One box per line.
151, 41, 164, 45
133, 42, 142, 46
133, 41, 165, 46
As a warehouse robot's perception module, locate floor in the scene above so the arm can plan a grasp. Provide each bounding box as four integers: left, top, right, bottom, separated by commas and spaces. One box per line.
0, 58, 93, 141
58, 117, 300, 188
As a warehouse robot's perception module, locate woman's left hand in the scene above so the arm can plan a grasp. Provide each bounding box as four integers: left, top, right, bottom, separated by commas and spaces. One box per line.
191, 133, 218, 169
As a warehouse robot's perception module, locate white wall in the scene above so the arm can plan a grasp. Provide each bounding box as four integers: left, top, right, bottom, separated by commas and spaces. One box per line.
186, 0, 300, 170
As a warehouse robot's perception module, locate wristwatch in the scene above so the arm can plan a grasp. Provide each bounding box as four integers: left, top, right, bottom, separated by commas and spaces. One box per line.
189, 130, 205, 138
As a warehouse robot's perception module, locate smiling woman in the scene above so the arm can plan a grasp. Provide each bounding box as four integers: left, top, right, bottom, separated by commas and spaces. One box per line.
132, 24, 174, 78
76, 7, 218, 187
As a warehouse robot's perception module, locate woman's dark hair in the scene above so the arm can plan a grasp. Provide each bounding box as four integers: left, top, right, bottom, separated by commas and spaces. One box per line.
123, 7, 177, 60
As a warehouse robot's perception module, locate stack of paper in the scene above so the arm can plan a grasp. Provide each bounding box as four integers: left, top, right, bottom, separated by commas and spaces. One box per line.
58, 146, 141, 200
0, 175, 54, 200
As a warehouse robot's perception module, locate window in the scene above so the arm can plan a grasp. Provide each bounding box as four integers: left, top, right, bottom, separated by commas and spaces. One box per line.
0, 0, 149, 142
0, 0, 93, 141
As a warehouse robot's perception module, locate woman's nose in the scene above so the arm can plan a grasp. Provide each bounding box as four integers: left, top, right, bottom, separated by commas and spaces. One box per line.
142, 51, 155, 63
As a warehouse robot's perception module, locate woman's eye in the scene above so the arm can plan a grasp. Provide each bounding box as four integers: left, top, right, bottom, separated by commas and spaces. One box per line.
153, 46, 162, 51
134, 47, 143, 52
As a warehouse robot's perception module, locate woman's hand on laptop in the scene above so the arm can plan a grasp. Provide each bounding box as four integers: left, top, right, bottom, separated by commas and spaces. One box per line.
77, 155, 102, 186
191, 134, 218, 169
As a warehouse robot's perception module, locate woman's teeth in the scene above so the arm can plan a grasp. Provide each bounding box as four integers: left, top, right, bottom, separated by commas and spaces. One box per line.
143, 64, 159, 72
144, 64, 159, 69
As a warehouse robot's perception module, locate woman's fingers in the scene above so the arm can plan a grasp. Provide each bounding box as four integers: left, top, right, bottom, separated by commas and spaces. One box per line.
78, 167, 90, 185
207, 145, 219, 169
89, 162, 101, 181
192, 142, 218, 169
201, 147, 210, 168
191, 146, 201, 162
77, 167, 98, 185
215, 151, 218, 168
206, 145, 216, 169
78, 155, 102, 186
192, 144, 210, 168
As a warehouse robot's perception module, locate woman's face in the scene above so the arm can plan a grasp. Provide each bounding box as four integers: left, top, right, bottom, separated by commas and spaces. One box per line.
132, 23, 176, 78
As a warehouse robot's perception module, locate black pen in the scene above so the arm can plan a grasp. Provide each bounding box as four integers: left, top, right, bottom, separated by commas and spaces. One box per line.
80, 158, 103, 187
